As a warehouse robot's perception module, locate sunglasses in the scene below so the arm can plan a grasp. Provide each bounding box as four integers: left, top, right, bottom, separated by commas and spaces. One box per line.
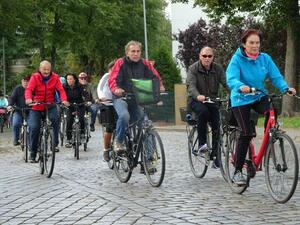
79, 77, 87, 80
201, 55, 213, 58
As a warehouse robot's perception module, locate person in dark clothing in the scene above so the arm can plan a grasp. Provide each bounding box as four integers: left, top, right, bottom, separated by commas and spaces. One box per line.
63, 73, 86, 148
8, 76, 31, 146
186, 46, 227, 168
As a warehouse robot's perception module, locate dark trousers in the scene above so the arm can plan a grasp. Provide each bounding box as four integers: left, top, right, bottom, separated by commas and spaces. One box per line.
66, 106, 85, 141
232, 96, 270, 171
189, 99, 220, 157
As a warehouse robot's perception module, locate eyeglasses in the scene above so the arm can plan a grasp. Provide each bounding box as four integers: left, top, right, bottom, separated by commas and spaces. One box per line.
79, 77, 87, 80
201, 55, 213, 58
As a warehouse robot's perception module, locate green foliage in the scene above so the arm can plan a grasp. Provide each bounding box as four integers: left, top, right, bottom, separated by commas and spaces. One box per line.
151, 44, 182, 91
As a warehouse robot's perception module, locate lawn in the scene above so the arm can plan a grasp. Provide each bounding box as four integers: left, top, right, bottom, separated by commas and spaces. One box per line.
257, 116, 300, 128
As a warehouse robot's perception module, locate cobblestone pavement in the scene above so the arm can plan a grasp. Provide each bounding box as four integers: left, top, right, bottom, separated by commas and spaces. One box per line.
1, 126, 300, 225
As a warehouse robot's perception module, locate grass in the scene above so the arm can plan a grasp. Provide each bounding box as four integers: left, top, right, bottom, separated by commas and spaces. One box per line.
257, 116, 300, 128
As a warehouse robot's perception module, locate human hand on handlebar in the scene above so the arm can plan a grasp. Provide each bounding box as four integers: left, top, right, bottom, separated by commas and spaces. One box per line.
25, 99, 33, 105
239, 85, 251, 93
286, 87, 296, 96
197, 95, 205, 102
114, 88, 125, 97
62, 101, 70, 107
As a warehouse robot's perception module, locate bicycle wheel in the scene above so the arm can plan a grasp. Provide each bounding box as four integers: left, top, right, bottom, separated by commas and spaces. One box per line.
44, 129, 55, 178
59, 115, 66, 146
142, 130, 165, 187
38, 134, 44, 175
0, 115, 4, 133
112, 134, 132, 183
107, 130, 115, 170
265, 132, 299, 203
73, 123, 80, 159
188, 127, 208, 178
225, 129, 249, 194
218, 127, 228, 182
20, 126, 28, 163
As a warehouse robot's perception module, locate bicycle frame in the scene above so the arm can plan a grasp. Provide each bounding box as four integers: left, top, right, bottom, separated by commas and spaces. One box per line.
248, 101, 276, 170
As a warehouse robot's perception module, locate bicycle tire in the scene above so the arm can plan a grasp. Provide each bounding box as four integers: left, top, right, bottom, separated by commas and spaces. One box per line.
44, 129, 55, 178
265, 132, 299, 203
0, 115, 4, 133
112, 133, 132, 183
142, 130, 165, 187
225, 129, 249, 194
188, 127, 208, 178
60, 118, 65, 146
74, 123, 80, 160
107, 130, 115, 169
218, 129, 228, 182
21, 126, 28, 163
38, 134, 45, 175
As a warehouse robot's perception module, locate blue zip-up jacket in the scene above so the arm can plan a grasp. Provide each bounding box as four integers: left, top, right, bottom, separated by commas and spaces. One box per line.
226, 48, 289, 107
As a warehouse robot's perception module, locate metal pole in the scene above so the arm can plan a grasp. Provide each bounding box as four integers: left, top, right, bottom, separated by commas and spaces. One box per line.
142, 0, 148, 59
2, 37, 6, 95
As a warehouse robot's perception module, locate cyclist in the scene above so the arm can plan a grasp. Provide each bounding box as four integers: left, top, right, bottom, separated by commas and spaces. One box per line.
108, 40, 165, 152
226, 28, 296, 185
25, 60, 69, 163
78, 72, 96, 132
63, 73, 87, 148
0, 90, 8, 107
186, 46, 227, 168
8, 75, 31, 146
97, 60, 115, 161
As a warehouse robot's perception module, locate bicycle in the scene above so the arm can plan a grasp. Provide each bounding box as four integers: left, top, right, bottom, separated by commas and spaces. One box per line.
11, 106, 30, 162
82, 109, 91, 151
67, 102, 87, 159
225, 89, 299, 203
0, 107, 9, 133
181, 97, 228, 180
59, 104, 67, 147
111, 93, 166, 187
30, 102, 56, 178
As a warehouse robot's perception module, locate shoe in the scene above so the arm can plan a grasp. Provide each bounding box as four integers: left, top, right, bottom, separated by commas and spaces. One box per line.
212, 158, 220, 169
103, 150, 110, 162
114, 141, 125, 153
29, 156, 38, 163
90, 124, 95, 132
232, 170, 247, 185
199, 144, 208, 154
65, 142, 72, 148
140, 164, 145, 174
55, 147, 59, 152
13, 140, 20, 146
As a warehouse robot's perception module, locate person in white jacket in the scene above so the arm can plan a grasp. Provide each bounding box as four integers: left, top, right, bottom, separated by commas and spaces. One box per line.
97, 60, 115, 161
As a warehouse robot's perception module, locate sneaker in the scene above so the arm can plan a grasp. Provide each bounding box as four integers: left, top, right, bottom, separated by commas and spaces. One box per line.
103, 150, 110, 162
232, 170, 247, 185
212, 158, 220, 169
90, 124, 95, 132
199, 144, 208, 154
114, 141, 125, 153
13, 140, 20, 146
65, 142, 72, 148
55, 147, 59, 152
29, 156, 38, 163
140, 164, 145, 174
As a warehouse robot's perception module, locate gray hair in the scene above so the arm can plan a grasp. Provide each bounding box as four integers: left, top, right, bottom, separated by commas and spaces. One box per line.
125, 40, 142, 52
40, 60, 51, 68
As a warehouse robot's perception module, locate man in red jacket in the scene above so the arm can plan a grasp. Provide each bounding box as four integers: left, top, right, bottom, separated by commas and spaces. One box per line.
25, 60, 69, 162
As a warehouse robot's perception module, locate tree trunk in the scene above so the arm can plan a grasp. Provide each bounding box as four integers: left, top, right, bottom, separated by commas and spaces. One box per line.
282, 0, 299, 116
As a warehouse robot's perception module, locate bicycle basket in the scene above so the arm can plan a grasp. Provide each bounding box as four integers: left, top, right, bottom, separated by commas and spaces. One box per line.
180, 107, 197, 125
131, 79, 158, 105
99, 104, 117, 128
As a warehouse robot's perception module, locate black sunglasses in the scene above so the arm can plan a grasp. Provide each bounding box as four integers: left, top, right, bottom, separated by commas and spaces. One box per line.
201, 55, 213, 58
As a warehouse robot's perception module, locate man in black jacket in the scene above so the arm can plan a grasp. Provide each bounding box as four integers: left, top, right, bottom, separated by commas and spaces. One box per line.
186, 46, 226, 168
9, 75, 30, 146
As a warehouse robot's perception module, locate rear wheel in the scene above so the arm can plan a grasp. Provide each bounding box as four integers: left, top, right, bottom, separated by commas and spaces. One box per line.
225, 129, 249, 194
20, 126, 28, 163
142, 130, 165, 187
59, 116, 66, 146
107, 130, 115, 169
44, 129, 55, 178
188, 126, 208, 178
217, 125, 228, 181
265, 132, 298, 203
38, 134, 44, 175
73, 123, 80, 160
0, 114, 4, 133
112, 134, 132, 183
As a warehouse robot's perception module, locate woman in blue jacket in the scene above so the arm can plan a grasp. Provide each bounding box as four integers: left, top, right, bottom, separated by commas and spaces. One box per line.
226, 29, 296, 185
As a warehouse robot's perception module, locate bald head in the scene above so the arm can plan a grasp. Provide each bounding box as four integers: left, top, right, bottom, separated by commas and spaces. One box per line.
39, 60, 52, 77
199, 46, 214, 70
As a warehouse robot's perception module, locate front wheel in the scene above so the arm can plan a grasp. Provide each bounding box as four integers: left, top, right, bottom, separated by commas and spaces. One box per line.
188, 127, 208, 178
43, 129, 55, 178
265, 132, 298, 203
217, 127, 228, 182
142, 130, 165, 187
73, 123, 80, 160
20, 126, 29, 163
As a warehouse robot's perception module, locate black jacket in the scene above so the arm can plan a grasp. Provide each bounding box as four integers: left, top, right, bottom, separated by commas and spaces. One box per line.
63, 84, 85, 104
10, 85, 26, 110
186, 61, 226, 101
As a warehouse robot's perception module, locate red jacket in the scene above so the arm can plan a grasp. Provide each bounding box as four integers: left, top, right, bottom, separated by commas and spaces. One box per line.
25, 72, 67, 111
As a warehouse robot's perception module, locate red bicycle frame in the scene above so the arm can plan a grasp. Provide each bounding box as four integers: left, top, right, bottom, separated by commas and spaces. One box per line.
248, 106, 276, 170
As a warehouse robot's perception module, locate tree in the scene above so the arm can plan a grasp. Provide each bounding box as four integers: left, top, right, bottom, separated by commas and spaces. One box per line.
173, 0, 300, 115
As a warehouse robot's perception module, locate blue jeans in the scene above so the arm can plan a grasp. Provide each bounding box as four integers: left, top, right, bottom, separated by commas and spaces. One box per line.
90, 104, 99, 125
12, 112, 23, 142
28, 107, 59, 158
113, 98, 143, 143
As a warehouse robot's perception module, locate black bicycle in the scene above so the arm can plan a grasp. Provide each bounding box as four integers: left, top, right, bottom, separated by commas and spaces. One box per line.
111, 94, 166, 187
30, 102, 56, 178
59, 104, 67, 147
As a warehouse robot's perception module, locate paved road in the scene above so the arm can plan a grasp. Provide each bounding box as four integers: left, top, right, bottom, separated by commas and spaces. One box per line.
1, 126, 300, 225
